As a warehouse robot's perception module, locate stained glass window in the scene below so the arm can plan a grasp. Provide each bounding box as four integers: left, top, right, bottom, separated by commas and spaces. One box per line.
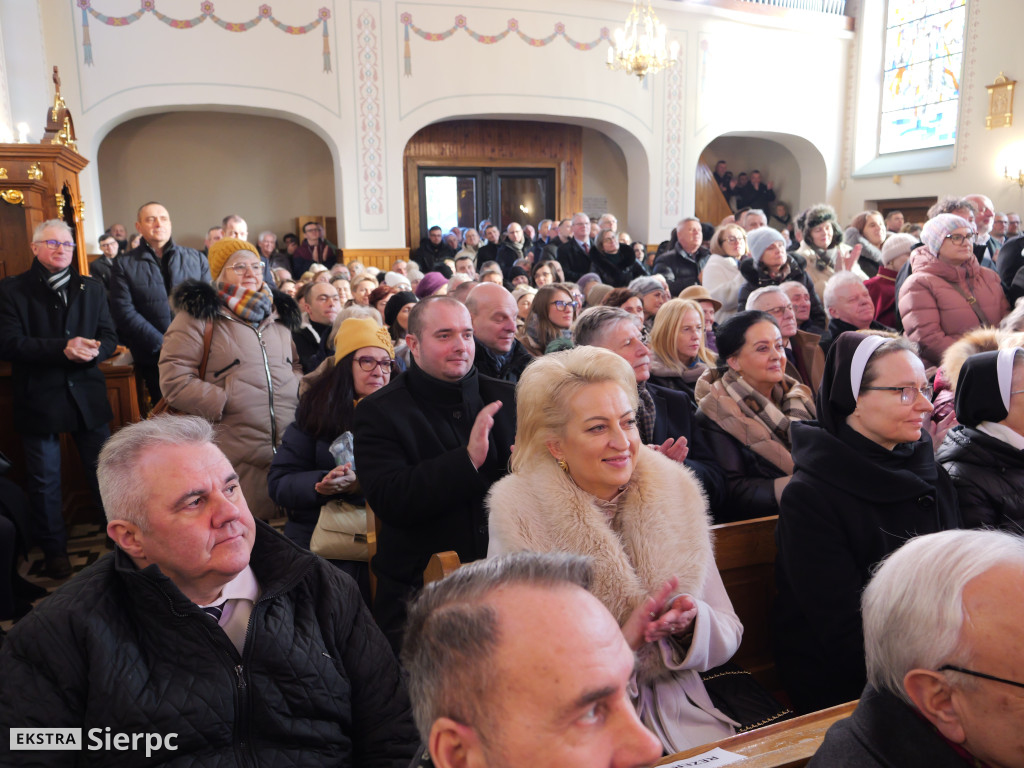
880, 1, 966, 154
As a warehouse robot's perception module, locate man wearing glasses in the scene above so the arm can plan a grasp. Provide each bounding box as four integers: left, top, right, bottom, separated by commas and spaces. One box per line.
109, 201, 209, 405
353, 295, 516, 654
811, 529, 1024, 768
0, 219, 118, 579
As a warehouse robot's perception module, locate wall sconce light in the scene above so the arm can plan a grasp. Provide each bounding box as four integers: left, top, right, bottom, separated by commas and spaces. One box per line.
1007, 166, 1024, 189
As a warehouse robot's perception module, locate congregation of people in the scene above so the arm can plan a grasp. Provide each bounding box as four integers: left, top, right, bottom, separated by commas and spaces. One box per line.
3, 181, 1024, 768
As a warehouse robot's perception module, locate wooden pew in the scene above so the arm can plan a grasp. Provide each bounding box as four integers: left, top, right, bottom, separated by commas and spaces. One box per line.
711, 515, 779, 692
656, 700, 856, 768
420, 517, 782, 690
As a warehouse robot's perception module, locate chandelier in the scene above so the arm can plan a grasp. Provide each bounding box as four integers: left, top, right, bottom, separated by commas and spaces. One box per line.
606, 0, 679, 80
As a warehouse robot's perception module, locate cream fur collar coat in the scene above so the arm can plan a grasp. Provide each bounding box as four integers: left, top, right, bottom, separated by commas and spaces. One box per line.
487, 447, 715, 682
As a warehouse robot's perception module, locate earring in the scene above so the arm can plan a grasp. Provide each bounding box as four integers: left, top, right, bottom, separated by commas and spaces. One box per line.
557, 458, 569, 474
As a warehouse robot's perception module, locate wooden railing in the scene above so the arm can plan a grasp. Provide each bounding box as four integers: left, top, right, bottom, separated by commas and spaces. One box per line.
695, 161, 735, 228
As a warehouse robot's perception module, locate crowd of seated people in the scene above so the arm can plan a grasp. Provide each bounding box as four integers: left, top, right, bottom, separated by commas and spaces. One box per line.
5, 192, 1024, 767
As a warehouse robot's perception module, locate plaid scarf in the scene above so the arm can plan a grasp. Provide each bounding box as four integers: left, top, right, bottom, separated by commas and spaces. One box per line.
636, 383, 657, 444
216, 281, 274, 325
720, 368, 815, 450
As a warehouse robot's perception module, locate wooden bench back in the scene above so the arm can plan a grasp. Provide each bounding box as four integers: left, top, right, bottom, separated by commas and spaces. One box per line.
420, 515, 781, 689
711, 515, 779, 691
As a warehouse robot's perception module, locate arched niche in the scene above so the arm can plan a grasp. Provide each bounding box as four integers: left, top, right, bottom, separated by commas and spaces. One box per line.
95, 110, 337, 250
699, 132, 829, 218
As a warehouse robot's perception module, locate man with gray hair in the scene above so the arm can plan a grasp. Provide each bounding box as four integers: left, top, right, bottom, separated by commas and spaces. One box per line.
0, 219, 119, 579
810, 529, 1024, 767
652, 217, 708, 295
820, 271, 891, 356
745, 285, 825, 393
741, 208, 768, 231
402, 551, 663, 768
557, 212, 595, 282
572, 306, 725, 512
0, 414, 419, 765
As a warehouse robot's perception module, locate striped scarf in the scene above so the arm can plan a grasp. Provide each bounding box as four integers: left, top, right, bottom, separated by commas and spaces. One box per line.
216, 281, 274, 324
47, 266, 71, 304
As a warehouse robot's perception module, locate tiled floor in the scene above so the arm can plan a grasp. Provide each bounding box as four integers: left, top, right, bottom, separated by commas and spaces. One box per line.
2, 518, 287, 634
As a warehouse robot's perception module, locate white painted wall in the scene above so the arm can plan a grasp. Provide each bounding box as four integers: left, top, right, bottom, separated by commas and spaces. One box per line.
96, 111, 336, 250
7, 0, 855, 248
581, 126, 629, 231
841, 0, 1024, 222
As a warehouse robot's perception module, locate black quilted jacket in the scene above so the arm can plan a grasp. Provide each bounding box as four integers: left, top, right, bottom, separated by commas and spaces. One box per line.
0, 521, 419, 767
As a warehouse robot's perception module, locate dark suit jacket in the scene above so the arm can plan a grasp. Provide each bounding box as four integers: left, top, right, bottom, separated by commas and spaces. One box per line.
556, 239, 594, 282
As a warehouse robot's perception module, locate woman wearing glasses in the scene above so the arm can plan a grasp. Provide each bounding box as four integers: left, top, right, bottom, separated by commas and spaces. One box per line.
702, 223, 748, 323
268, 317, 395, 603
517, 283, 578, 356
899, 214, 1010, 367
773, 332, 960, 713
159, 238, 303, 521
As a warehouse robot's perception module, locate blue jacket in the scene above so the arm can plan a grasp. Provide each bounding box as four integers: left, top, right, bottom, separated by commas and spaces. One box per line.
109, 238, 209, 364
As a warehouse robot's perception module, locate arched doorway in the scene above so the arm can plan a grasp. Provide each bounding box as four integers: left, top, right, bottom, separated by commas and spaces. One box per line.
97, 111, 336, 250
697, 132, 828, 225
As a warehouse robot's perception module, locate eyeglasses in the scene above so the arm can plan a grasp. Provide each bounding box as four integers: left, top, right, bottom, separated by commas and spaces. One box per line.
861, 384, 934, 404
945, 232, 977, 245
550, 300, 580, 310
724, 236, 745, 244
939, 665, 1024, 691
355, 357, 395, 374
762, 304, 795, 317
34, 239, 75, 251
226, 262, 264, 276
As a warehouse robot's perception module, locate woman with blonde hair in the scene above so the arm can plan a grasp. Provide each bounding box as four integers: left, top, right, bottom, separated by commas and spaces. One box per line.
487, 345, 744, 752
649, 298, 716, 398
702, 223, 748, 322
517, 283, 577, 356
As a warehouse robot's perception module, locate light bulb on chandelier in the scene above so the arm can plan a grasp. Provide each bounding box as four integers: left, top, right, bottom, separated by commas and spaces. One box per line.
607, 0, 679, 80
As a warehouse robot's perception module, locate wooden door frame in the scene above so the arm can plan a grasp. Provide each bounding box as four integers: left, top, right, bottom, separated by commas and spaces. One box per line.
404, 157, 564, 247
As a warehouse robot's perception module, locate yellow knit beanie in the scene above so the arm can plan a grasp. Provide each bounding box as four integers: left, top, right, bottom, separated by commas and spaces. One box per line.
334, 317, 395, 363
208, 238, 259, 280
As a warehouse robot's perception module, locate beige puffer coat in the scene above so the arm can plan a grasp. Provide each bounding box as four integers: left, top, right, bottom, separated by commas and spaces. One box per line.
159, 280, 303, 520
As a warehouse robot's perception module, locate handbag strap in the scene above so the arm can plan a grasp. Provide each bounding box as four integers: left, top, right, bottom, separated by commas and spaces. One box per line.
950, 281, 992, 327
198, 320, 214, 378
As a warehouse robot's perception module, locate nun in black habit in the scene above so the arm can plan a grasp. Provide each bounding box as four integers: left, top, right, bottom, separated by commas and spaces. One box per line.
937, 348, 1024, 531
773, 331, 960, 713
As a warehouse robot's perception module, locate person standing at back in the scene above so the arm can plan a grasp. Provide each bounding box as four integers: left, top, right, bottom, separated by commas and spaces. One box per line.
109, 201, 209, 404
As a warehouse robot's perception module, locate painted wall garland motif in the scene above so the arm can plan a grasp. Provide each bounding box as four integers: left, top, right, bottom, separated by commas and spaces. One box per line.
76, 1, 333, 72
400, 13, 609, 75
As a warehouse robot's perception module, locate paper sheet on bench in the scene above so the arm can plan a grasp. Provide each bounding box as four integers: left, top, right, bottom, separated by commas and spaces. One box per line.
662, 746, 746, 767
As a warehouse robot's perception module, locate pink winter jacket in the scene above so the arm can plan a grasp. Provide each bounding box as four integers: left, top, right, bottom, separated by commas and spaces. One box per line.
898, 249, 1009, 367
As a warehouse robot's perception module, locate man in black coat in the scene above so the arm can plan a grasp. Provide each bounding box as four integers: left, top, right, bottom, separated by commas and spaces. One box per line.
109, 201, 209, 403
653, 217, 710, 295
293, 281, 341, 373
0, 416, 419, 766
353, 297, 516, 654
0, 220, 118, 579
411, 226, 455, 272
819, 271, 893, 356
88, 232, 119, 291
466, 283, 533, 384
556, 212, 595, 282
810, 530, 1024, 768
